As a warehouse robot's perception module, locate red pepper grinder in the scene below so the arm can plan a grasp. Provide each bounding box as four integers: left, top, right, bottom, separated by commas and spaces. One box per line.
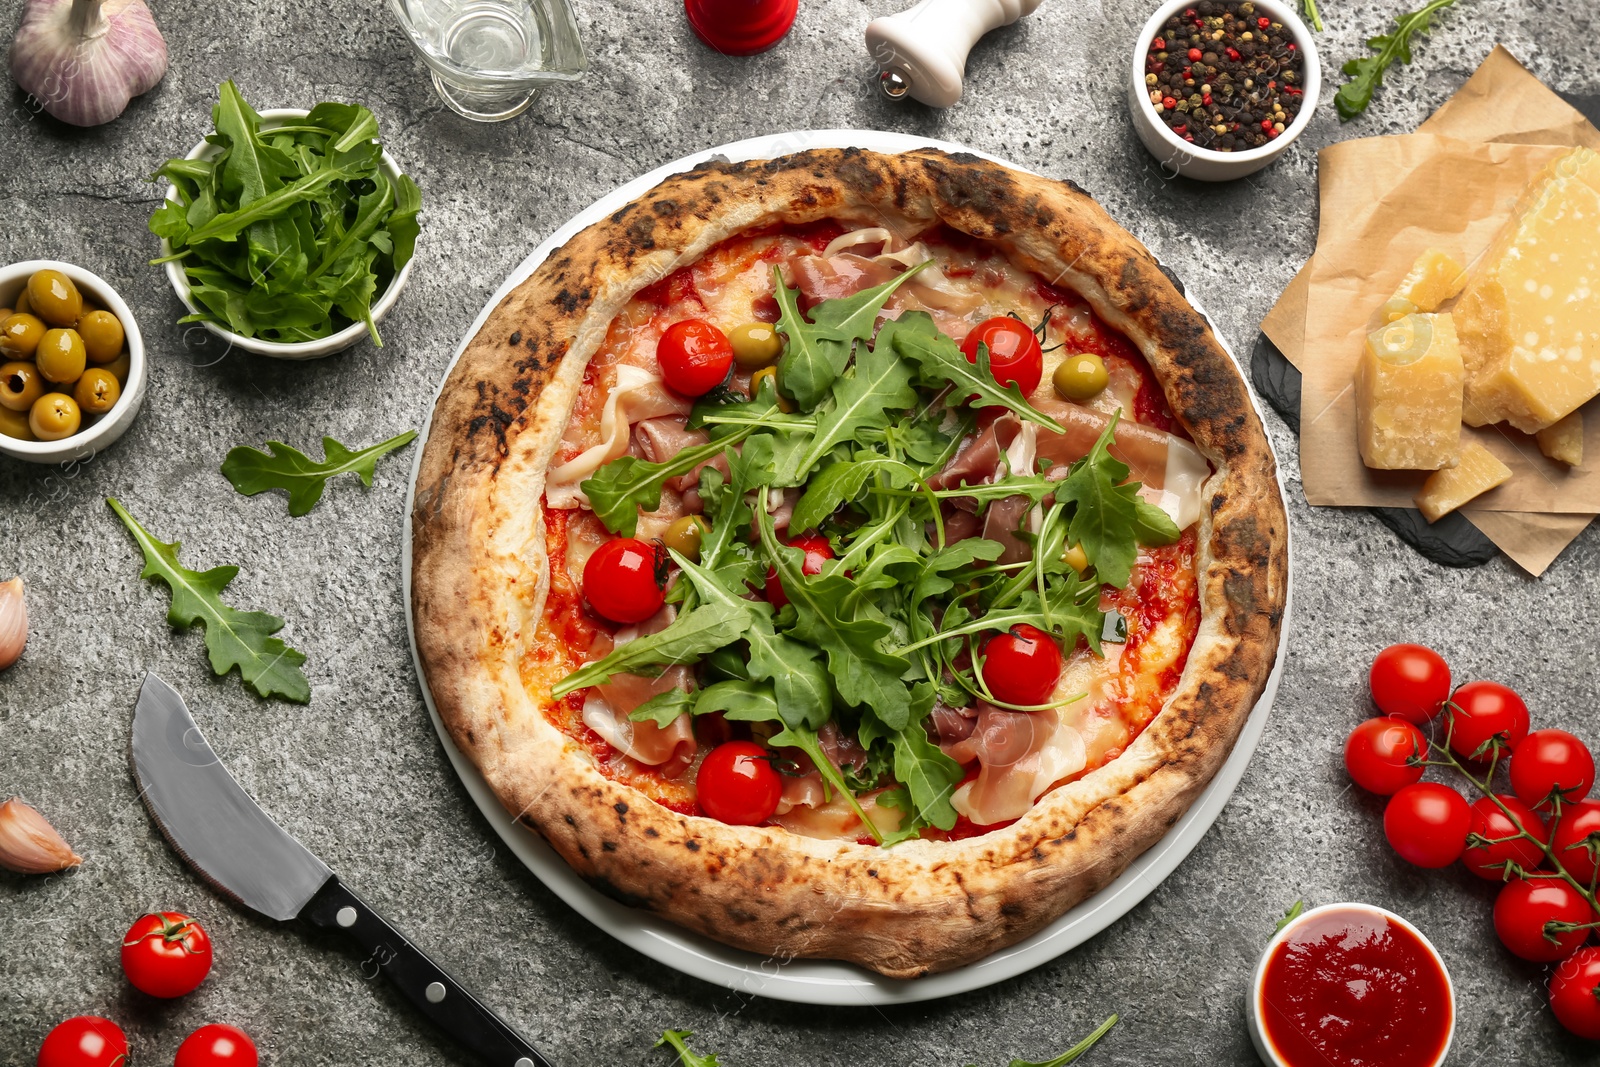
684, 0, 798, 56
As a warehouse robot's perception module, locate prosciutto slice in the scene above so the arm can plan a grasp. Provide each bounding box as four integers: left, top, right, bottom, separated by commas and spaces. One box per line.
942, 703, 1088, 826
546, 365, 692, 508
632, 416, 729, 493
578, 608, 696, 777
928, 414, 1020, 492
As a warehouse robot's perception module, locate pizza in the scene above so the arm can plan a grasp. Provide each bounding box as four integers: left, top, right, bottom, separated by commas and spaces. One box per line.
411, 148, 1287, 979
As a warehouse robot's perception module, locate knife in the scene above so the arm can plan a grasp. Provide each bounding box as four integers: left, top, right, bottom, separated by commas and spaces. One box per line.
130, 671, 553, 1067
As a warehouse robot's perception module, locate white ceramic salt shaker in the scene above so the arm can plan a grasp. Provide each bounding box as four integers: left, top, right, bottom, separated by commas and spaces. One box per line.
867, 0, 1045, 108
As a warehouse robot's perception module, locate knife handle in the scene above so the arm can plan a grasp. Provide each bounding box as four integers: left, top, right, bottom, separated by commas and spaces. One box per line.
302, 876, 553, 1067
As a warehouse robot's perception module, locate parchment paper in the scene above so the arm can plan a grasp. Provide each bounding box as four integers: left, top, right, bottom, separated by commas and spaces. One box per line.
1258, 46, 1600, 575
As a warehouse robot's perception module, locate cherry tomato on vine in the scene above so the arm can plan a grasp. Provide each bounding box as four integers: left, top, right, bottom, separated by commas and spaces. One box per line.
1462, 795, 1548, 881
1343, 717, 1428, 795
175, 1024, 259, 1067
1553, 801, 1600, 885
1511, 729, 1596, 811
36, 1017, 127, 1067
1367, 644, 1451, 723
763, 532, 833, 609
980, 624, 1063, 708
656, 319, 734, 397
582, 538, 666, 624
1383, 782, 1471, 868
120, 911, 212, 998
1445, 680, 1529, 762
1551, 947, 1600, 1040
960, 316, 1044, 397
1493, 877, 1595, 962
696, 740, 782, 825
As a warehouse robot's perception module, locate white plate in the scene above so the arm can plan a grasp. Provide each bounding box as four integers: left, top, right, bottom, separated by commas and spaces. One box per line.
401, 130, 1294, 1006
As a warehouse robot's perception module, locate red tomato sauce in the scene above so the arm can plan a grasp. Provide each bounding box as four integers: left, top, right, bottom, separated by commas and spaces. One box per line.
1260, 908, 1452, 1067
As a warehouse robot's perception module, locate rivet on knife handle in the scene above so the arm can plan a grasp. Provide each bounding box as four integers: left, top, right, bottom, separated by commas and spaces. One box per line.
302, 875, 552, 1067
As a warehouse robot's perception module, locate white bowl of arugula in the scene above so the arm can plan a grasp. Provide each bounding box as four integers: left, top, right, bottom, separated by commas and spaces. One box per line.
151, 83, 421, 360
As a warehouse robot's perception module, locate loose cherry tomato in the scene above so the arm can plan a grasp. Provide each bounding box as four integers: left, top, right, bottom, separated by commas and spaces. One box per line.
120, 910, 212, 998
1383, 782, 1470, 868
696, 740, 782, 825
37, 1016, 127, 1067
1551, 947, 1600, 1040
1462, 795, 1547, 881
656, 319, 734, 397
1553, 800, 1600, 885
960, 316, 1043, 397
175, 1024, 259, 1067
1368, 644, 1451, 723
763, 532, 833, 609
980, 624, 1063, 708
1511, 729, 1596, 811
582, 538, 665, 624
1343, 717, 1427, 795
1445, 680, 1529, 762
1493, 877, 1595, 962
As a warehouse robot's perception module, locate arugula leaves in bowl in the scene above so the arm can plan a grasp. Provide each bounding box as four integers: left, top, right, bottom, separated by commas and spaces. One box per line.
149, 81, 421, 355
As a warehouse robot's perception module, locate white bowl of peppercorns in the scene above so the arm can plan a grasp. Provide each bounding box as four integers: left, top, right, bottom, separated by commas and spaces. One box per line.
1129, 0, 1321, 181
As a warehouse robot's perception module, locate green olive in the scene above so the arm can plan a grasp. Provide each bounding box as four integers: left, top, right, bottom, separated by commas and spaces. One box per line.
36, 329, 87, 384
27, 269, 82, 328
28, 392, 80, 440
77, 310, 125, 364
1052, 353, 1109, 400
729, 322, 783, 369
74, 368, 121, 414
104, 350, 132, 384
0, 405, 33, 440
0, 361, 45, 412
749, 365, 795, 412
662, 515, 709, 562
0, 313, 46, 359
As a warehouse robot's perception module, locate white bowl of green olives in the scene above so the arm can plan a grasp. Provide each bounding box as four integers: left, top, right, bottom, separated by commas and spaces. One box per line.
0, 261, 146, 465
158, 107, 415, 361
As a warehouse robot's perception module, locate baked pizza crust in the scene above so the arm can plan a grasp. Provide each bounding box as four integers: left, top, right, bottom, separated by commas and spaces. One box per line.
411, 148, 1288, 979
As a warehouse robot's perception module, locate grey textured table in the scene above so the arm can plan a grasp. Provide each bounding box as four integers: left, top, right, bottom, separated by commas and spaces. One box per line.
4, 0, 1600, 1063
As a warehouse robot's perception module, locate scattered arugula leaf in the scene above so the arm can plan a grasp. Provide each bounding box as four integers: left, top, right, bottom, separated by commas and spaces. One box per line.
1056, 412, 1179, 588
584, 432, 755, 536
884, 312, 1064, 435
772, 261, 926, 408
655, 1029, 720, 1067
994, 1014, 1120, 1067
107, 498, 311, 703
1275, 899, 1306, 932
1334, 0, 1458, 121
550, 601, 749, 699
220, 430, 416, 516
629, 689, 697, 727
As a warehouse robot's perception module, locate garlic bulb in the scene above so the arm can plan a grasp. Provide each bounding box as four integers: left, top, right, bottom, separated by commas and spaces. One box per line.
0, 798, 82, 874
9, 0, 167, 127
0, 578, 23, 670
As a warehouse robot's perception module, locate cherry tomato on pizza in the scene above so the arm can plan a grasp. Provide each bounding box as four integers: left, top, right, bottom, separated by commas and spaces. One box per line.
960, 316, 1044, 397
1551, 947, 1600, 1040
36, 1017, 127, 1067
980, 624, 1063, 708
1445, 680, 1529, 762
583, 538, 666, 624
1343, 717, 1427, 795
1493, 877, 1595, 962
1553, 800, 1600, 884
1383, 782, 1470, 868
764, 532, 834, 609
120, 911, 212, 998
1367, 644, 1450, 723
656, 319, 734, 397
1510, 729, 1595, 811
696, 740, 782, 825
175, 1024, 259, 1067
1462, 795, 1547, 881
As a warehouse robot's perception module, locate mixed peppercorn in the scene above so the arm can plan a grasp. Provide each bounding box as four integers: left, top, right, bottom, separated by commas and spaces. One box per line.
1144, 1, 1306, 152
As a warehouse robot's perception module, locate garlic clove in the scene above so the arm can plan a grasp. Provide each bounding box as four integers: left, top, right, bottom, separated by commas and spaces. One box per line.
0, 577, 25, 670
9, 0, 168, 127
0, 798, 83, 874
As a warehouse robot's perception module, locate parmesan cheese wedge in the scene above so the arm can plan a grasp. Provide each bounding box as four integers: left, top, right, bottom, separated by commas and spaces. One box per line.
1415, 440, 1512, 522
1381, 248, 1468, 323
1355, 313, 1464, 470
1536, 410, 1584, 467
1458, 147, 1600, 433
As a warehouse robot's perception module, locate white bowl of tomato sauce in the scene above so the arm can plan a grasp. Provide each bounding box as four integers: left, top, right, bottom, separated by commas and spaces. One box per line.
1247, 903, 1454, 1067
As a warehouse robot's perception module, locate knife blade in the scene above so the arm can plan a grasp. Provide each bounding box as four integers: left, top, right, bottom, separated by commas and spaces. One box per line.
130, 671, 553, 1067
